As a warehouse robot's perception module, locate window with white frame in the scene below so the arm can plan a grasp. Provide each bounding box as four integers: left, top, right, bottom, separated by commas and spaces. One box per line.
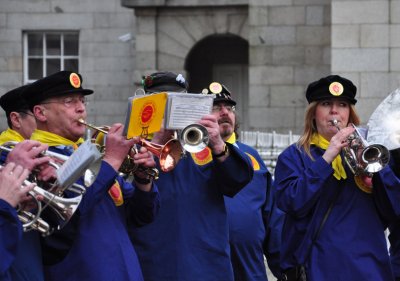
23, 31, 79, 83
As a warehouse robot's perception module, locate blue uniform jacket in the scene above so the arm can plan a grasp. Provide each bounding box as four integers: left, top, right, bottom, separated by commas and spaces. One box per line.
130, 143, 254, 281
275, 144, 400, 281
0, 148, 44, 281
0, 199, 22, 281
41, 145, 160, 281
224, 142, 283, 281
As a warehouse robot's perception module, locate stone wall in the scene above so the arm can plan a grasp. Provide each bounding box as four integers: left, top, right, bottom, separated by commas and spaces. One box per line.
0, 0, 136, 128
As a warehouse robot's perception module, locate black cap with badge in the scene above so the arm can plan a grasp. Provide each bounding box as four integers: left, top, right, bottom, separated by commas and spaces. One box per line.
306, 75, 357, 105
202, 82, 236, 106
0, 85, 31, 115
21, 71, 94, 110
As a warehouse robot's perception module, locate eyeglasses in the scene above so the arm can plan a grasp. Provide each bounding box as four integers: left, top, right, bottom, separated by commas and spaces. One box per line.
42, 96, 88, 108
212, 104, 235, 113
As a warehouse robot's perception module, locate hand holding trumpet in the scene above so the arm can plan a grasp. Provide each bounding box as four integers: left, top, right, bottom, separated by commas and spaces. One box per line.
0, 162, 35, 208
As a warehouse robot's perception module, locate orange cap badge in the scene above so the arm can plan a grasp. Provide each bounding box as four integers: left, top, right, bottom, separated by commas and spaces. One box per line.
69, 73, 81, 89
209, 82, 223, 94
329, 82, 344, 97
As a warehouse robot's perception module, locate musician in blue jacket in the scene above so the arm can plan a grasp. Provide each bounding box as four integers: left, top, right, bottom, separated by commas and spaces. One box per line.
0, 140, 52, 281
21, 71, 160, 281
204, 82, 283, 281
275, 75, 400, 281
129, 72, 254, 281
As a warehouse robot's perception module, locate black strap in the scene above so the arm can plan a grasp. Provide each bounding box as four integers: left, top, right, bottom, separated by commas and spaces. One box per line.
305, 185, 342, 263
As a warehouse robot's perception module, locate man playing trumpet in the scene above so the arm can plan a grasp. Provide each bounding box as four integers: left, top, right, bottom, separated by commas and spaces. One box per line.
21, 70, 160, 281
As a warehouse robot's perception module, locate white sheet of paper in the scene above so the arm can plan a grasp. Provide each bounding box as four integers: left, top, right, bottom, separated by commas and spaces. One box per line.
56, 140, 102, 189
165, 92, 214, 129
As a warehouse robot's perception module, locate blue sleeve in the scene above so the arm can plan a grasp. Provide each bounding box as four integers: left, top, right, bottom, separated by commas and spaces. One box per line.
77, 160, 118, 215
262, 175, 284, 278
211, 143, 254, 197
275, 145, 333, 218
125, 183, 160, 227
372, 160, 400, 220
0, 199, 22, 275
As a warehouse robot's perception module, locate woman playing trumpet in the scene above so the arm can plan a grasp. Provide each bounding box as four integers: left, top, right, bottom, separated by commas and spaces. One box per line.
275, 75, 400, 281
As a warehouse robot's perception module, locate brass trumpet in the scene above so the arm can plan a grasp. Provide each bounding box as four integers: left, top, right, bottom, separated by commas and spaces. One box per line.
78, 119, 183, 175
180, 124, 209, 153
331, 119, 390, 175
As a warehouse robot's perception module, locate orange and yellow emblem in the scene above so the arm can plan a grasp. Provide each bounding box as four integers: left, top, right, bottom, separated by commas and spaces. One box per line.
69, 73, 81, 88
329, 82, 344, 97
139, 102, 156, 127
192, 147, 213, 165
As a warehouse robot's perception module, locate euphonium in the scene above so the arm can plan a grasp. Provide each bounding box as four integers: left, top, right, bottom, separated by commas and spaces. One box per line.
0, 165, 82, 236
0, 141, 86, 196
331, 119, 390, 175
78, 119, 183, 176
179, 124, 209, 153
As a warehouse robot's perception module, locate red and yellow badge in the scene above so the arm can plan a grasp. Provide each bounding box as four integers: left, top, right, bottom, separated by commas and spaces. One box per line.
140, 102, 156, 127
354, 174, 373, 194
192, 147, 212, 165
329, 82, 344, 97
69, 73, 81, 88
245, 153, 260, 171
108, 180, 124, 206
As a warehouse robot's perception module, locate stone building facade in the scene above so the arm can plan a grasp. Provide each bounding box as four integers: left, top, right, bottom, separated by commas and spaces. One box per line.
1, 0, 399, 135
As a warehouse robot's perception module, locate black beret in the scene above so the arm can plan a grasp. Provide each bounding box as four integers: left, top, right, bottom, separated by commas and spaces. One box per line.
21, 71, 93, 109
202, 82, 236, 106
142, 71, 188, 93
306, 75, 357, 104
0, 85, 31, 114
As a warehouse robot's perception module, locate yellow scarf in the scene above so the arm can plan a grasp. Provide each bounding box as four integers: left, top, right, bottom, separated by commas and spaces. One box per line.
0, 128, 25, 145
311, 133, 347, 180
226, 133, 236, 145
30, 129, 83, 150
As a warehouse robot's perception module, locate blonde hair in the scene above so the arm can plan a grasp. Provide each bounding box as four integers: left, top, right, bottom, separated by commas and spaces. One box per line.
297, 101, 361, 159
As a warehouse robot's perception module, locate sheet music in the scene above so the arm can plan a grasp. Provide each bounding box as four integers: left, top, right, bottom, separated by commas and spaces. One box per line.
165, 93, 215, 129
57, 140, 102, 188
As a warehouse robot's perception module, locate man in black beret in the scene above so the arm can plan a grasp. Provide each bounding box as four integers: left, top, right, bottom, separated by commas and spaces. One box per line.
21, 70, 160, 281
204, 82, 283, 281
0, 85, 37, 142
0, 84, 59, 281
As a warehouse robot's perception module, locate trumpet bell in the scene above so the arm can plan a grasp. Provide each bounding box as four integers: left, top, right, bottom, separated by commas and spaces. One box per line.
180, 124, 209, 153
141, 138, 183, 172
361, 144, 390, 174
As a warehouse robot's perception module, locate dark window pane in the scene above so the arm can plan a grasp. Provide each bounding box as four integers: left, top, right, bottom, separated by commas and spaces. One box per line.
64, 59, 79, 72
28, 59, 43, 80
64, 34, 79, 55
46, 34, 61, 55
47, 59, 60, 75
28, 34, 43, 56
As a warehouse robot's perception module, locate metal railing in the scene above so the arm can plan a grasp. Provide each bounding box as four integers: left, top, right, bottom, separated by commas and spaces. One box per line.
240, 131, 300, 175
